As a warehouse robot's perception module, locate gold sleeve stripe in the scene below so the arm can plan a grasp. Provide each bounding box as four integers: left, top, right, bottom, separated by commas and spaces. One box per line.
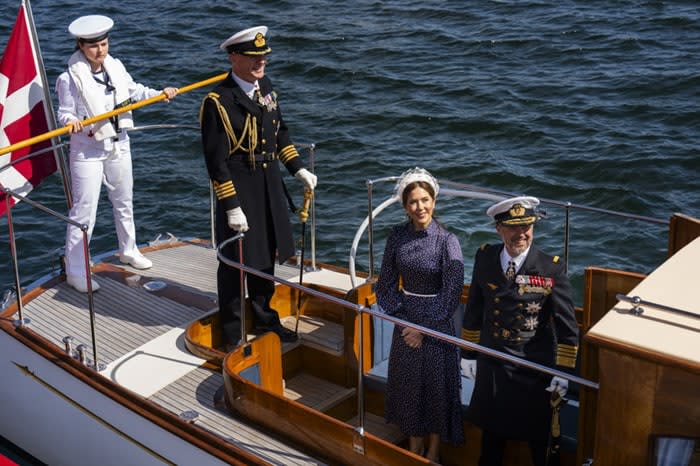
213, 181, 236, 200
556, 344, 578, 368
279, 145, 299, 163
461, 329, 481, 343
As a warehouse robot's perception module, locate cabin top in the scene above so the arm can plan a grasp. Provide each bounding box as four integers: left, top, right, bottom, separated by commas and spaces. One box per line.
588, 236, 700, 366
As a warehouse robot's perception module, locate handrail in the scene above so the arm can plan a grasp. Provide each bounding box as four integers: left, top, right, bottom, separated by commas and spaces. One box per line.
1, 130, 318, 266
207, 143, 318, 268
217, 233, 247, 346
2, 186, 100, 370
215, 251, 600, 450
216, 259, 599, 388
0, 72, 229, 157
351, 176, 669, 287
617, 293, 699, 319
0, 142, 69, 175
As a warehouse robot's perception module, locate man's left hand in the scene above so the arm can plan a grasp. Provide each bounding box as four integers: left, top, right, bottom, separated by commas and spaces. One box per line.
546, 376, 569, 398
295, 168, 317, 191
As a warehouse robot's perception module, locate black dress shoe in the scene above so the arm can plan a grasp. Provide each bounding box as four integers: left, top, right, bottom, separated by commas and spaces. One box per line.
256, 324, 298, 343
275, 326, 298, 343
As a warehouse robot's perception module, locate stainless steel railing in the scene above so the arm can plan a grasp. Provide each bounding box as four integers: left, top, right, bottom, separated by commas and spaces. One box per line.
2, 186, 101, 369
354, 176, 669, 284
216, 250, 600, 455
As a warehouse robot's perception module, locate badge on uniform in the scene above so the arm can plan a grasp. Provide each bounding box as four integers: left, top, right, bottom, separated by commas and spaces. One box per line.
256, 91, 277, 112
515, 274, 553, 295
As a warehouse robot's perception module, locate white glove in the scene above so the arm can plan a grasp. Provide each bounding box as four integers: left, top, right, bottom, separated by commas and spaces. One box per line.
294, 168, 317, 191
460, 358, 477, 380
546, 376, 569, 398
226, 207, 249, 232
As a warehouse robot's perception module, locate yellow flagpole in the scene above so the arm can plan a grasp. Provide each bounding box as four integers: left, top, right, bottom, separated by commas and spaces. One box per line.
0, 71, 228, 157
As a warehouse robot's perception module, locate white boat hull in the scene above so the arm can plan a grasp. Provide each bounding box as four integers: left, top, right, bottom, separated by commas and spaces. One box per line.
0, 327, 229, 466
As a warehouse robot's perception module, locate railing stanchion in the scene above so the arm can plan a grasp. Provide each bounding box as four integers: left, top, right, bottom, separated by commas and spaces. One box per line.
4, 189, 26, 326
367, 181, 374, 279
238, 234, 246, 345
81, 227, 100, 369
354, 305, 366, 454
564, 202, 571, 274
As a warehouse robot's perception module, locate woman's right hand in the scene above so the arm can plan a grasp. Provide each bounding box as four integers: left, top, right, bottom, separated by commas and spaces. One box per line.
401, 326, 423, 349
67, 120, 83, 133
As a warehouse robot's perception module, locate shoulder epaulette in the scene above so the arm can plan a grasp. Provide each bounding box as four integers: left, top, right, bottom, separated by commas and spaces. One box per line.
480, 243, 489, 251
553, 255, 560, 263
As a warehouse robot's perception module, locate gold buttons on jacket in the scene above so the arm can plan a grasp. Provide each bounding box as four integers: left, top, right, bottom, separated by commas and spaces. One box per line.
494, 297, 500, 303
494, 310, 500, 316
262, 162, 268, 169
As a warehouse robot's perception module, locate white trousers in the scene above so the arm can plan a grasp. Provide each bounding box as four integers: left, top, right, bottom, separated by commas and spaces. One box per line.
64, 143, 139, 278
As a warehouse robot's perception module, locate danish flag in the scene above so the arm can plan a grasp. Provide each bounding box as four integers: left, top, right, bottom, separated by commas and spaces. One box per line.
0, 2, 57, 217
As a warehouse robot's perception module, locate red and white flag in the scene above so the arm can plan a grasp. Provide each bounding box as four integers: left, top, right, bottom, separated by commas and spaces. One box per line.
0, 2, 57, 217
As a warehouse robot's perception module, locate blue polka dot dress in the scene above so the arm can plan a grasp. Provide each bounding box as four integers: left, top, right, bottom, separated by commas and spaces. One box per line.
376, 220, 465, 445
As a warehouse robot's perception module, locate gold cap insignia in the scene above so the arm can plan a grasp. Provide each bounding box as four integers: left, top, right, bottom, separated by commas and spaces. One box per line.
254, 32, 266, 48
509, 204, 525, 218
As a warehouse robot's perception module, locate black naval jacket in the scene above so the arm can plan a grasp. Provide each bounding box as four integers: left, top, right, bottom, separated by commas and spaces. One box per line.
461, 243, 579, 441
200, 72, 304, 270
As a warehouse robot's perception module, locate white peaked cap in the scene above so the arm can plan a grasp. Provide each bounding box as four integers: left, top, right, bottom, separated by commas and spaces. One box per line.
220, 26, 269, 53
486, 196, 541, 225
68, 15, 114, 39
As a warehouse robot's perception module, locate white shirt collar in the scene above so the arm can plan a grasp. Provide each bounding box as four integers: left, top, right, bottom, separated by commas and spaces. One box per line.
232, 72, 258, 99
500, 246, 530, 275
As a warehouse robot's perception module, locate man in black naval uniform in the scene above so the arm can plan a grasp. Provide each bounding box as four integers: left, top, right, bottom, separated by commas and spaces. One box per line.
460, 196, 578, 466
199, 26, 317, 345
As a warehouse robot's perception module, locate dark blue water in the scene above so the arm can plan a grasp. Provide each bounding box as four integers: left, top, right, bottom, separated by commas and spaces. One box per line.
1, 0, 699, 459
1, 0, 699, 302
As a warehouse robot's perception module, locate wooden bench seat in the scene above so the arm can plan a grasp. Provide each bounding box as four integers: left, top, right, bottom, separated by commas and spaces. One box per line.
280, 315, 344, 356
284, 372, 355, 413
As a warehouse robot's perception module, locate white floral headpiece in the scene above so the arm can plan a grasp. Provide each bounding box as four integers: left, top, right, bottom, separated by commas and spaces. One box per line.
394, 167, 439, 201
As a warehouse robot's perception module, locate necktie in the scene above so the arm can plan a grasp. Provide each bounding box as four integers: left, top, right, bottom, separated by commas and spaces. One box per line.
253, 84, 263, 106
505, 260, 516, 280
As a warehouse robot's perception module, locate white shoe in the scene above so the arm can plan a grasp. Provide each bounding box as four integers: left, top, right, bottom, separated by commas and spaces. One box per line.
66, 275, 100, 293
119, 251, 152, 269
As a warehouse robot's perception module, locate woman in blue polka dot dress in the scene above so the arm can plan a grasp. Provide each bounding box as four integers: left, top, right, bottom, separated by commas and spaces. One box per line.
376, 168, 465, 461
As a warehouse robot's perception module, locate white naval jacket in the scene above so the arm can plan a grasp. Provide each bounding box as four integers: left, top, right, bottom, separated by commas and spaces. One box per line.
56, 53, 161, 160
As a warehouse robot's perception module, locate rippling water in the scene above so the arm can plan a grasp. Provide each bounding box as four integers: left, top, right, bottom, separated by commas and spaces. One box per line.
1, 0, 699, 305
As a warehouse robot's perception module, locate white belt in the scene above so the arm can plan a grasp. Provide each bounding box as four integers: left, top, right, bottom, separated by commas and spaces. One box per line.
402, 289, 437, 298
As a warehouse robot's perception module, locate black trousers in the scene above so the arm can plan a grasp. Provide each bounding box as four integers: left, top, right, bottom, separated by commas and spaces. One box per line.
217, 241, 280, 344
478, 430, 552, 466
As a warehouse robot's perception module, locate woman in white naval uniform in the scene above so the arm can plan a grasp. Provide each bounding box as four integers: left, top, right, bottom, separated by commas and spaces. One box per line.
56, 15, 178, 292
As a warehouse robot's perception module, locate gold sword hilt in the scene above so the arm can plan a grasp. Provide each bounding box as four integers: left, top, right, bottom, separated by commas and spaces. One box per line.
299, 189, 313, 223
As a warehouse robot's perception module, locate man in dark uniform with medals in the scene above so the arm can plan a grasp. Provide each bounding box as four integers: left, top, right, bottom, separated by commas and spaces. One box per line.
460, 196, 578, 466
199, 26, 317, 345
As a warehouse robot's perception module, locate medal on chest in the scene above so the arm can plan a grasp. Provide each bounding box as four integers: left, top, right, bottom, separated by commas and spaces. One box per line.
515, 274, 554, 295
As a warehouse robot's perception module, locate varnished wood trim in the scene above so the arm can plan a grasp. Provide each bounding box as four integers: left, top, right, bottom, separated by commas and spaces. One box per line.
577, 266, 646, 466
222, 365, 431, 466
585, 332, 700, 375
667, 213, 700, 258
227, 332, 283, 396
0, 319, 266, 465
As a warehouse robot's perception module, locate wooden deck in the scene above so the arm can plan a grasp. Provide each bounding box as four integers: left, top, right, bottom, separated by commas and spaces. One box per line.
16, 240, 330, 465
